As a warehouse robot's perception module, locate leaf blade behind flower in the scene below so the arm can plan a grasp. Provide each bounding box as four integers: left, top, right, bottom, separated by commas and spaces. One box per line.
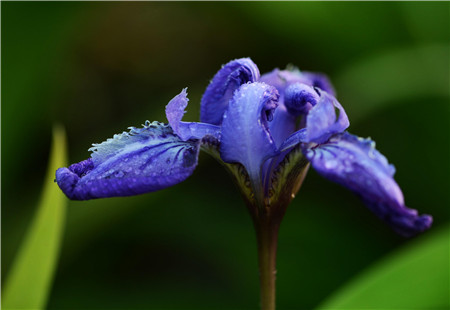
2, 125, 68, 310
316, 225, 450, 310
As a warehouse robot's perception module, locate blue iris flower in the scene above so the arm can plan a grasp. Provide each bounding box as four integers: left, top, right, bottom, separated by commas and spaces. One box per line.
56, 58, 432, 237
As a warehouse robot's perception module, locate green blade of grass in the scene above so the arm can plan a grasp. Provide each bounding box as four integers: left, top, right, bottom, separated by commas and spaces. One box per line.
316, 225, 450, 310
2, 125, 68, 310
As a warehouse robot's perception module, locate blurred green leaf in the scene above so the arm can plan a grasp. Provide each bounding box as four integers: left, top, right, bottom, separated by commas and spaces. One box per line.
335, 44, 450, 122
2, 125, 68, 310
316, 226, 450, 310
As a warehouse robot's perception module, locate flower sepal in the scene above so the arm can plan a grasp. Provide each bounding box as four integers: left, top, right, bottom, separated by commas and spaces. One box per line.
267, 145, 310, 211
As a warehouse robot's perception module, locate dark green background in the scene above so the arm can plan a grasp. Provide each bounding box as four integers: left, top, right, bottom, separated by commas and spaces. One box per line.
2, 2, 449, 309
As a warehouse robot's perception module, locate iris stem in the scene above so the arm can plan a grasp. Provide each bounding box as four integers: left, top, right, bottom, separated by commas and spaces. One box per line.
255, 214, 281, 310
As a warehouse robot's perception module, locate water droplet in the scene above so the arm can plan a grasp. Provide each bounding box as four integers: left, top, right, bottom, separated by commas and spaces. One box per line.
324, 160, 338, 169
115, 171, 125, 178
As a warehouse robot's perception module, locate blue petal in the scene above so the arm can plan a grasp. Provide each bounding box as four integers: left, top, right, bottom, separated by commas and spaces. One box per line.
305, 89, 349, 144
165, 88, 221, 141
55, 122, 200, 200
284, 83, 319, 116
260, 68, 335, 96
279, 128, 308, 152
278, 88, 349, 151
220, 82, 280, 202
267, 104, 296, 148
304, 132, 432, 237
165, 88, 189, 137
301, 71, 336, 96
200, 58, 260, 125
259, 68, 335, 147
259, 69, 305, 147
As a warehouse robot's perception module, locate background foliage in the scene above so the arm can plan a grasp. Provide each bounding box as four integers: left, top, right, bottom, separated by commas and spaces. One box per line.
2, 2, 449, 309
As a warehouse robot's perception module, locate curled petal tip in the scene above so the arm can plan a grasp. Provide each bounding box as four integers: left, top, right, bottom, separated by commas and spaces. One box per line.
284, 83, 319, 116
165, 89, 189, 136
55, 167, 79, 200
55, 159, 94, 200
391, 213, 433, 238
418, 215, 433, 230
165, 89, 221, 141
200, 58, 260, 125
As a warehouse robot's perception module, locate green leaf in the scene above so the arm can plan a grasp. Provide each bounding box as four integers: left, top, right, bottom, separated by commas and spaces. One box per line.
2, 125, 68, 310
316, 225, 450, 310
335, 44, 450, 122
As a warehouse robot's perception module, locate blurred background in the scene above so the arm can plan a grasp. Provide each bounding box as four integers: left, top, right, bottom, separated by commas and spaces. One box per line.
2, 2, 449, 309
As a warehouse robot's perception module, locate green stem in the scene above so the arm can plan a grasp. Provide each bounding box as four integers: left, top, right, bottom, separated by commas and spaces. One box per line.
255, 215, 281, 310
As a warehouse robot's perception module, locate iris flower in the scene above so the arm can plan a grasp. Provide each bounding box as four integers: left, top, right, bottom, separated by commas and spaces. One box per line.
56, 58, 432, 309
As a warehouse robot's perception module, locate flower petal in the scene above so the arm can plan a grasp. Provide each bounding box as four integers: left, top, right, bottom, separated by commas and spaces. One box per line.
301, 71, 336, 96
278, 88, 349, 151
268, 104, 296, 148
220, 82, 280, 201
165, 88, 188, 136
165, 88, 221, 141
304, 132, 432, 237
284, 83, 320, 116
200, 58, 260, 125
55, 122, 200, 200
278, 128, 308, 152
305, 89, 349, 144
260, 68, 335, 96
260, 68, 335, 147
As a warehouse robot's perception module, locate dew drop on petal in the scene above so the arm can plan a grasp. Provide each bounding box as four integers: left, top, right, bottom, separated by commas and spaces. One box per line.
324, 160, 338, 169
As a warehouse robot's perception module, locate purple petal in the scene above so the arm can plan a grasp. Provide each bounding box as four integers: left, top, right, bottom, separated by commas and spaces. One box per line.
279, 128, 308, 152
259, 70, 302, 147
284, 83, 320, 116
305, 89, 349, 144
260, 68, 335, 146
55, 122, 200, 200
304, 132, 432, 237
220, 82, 280, 197
260, 68, 335, 96
165, 89, 221, 141
268, 104, 296, 148
165, 88, 188, 136
301, 71, 336, 96
200, 58, 260, 125
260, 105, 296, 188
278, 88, 349, 151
